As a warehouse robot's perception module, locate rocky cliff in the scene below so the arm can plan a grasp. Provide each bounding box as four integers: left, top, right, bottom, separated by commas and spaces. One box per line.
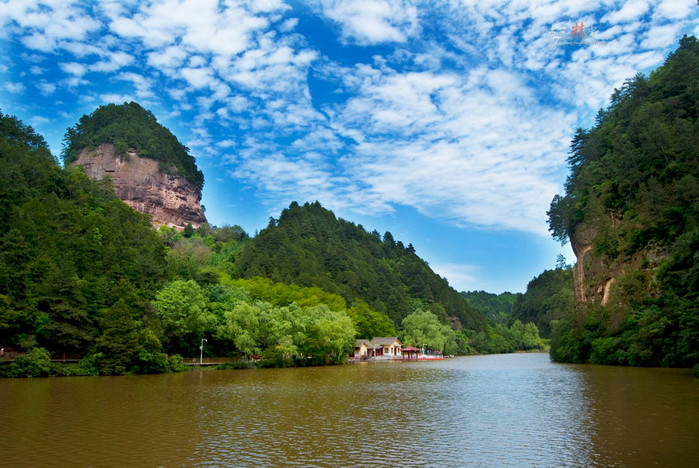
73, 144, 206, 230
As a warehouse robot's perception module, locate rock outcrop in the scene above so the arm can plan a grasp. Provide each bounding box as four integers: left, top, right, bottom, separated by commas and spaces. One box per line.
570, 219, 667, 311
73, 144, 206, 230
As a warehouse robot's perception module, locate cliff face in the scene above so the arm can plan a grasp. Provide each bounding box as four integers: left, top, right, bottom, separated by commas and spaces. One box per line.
73, 144, 206, 230
570, 220, 667, 310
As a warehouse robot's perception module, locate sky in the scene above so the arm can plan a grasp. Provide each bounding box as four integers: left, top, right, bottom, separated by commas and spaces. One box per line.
0, 1, 697, 294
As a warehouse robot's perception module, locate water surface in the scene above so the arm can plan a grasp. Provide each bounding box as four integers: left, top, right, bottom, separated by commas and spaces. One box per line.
1, 353, 697, 467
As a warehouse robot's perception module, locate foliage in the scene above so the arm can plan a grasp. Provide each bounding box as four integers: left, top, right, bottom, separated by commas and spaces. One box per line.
1, 106, 540, 377
461, 320, 546, 355
234, 201, 486, 331
510, 267, 574, 337
10, 347, 51, 377
546, 37, 699, 367
401, 310, 457, 354
461, 290, 521, 324
0, 109, 168, 360
154, 280, 215, 354
62, 102, 204, 189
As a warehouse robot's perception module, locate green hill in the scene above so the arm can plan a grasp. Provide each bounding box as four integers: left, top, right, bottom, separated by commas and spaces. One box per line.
235, 201, 487, 331
460, 290, 520, 324
0, 109, 168, 361
62, 102, 204, 189
510, 267, 573, 338
546, 36, 698, 367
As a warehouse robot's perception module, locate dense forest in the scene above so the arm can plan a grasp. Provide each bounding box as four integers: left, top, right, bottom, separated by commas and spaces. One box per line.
547, 36, 698, 367
461, 290, 520, 323
510, 264, 574, 338
0, 108, 545, 376
62, 102, 204, 189
235, 201, 486, 330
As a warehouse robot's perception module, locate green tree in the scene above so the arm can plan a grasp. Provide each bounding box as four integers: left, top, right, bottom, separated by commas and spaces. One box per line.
216, 302, 261, 358
94, 299, 141, 375
10, 347, 51, 377
154, 280, 213, 354
401, 310, 456, 354
301, 305, 356, 364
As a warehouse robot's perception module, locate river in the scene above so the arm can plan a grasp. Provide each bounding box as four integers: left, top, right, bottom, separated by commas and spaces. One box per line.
1, 353, 697, 467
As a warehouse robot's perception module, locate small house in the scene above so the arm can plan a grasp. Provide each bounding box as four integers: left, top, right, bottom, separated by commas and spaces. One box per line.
351, 339, 372, 359
370, 337, 402, 357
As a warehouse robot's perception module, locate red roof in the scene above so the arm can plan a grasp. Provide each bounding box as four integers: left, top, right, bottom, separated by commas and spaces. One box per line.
402, 346, 421, 352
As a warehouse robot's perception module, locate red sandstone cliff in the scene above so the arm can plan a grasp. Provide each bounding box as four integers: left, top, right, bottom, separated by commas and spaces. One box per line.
73, 144, 206, 230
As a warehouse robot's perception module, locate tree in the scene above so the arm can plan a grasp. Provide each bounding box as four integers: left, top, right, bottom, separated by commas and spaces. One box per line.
401, 310, 456, 354
301, 305, 356, 364
154, 280, 213, 353
95, 299, 141, 375
216, 302, 261, 358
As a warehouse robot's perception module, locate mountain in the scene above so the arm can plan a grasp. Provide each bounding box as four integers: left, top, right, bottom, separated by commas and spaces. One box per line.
460, 290, 520, 323
234, 201, 487, 331
509, 267, 573, 338
63, 102, 206, 230
546, 36, 698, 366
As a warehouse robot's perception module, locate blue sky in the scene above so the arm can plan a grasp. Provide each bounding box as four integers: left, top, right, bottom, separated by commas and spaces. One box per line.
1, 1, 697, 293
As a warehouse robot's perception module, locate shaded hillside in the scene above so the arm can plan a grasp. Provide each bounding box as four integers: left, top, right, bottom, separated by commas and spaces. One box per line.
62, 102, 204, 189
460, 290, 520, 323
235, 201, 486, 331
510, 267, 573, 338
546, 36, 698, 366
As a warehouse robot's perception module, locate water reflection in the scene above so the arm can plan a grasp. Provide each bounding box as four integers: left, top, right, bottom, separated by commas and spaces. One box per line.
1, 353, 697, 467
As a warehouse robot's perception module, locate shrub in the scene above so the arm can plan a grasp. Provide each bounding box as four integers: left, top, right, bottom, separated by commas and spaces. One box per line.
11, 347, 51, 377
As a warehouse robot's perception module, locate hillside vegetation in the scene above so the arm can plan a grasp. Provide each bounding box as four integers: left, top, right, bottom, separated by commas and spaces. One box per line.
235, 201, 487, 331
546, 36, 698, 367
62, 102, 204, 189
5, 109, 526, 375
510, 266, 574, 338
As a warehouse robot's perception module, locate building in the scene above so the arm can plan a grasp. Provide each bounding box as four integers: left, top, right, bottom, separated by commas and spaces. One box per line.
370, 337, 402, 358
350, 337, 402, 360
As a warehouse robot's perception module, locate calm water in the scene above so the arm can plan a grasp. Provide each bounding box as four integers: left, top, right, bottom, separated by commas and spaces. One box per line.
1, 353, 697, 467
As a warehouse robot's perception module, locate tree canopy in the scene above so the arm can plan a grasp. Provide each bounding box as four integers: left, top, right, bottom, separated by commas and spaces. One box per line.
234, 201, 486, 331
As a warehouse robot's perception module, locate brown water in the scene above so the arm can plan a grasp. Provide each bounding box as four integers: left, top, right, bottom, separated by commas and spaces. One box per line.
1, 353, 697, 467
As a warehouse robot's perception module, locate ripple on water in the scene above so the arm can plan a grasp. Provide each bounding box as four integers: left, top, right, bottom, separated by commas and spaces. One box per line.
2, 353, 697, 467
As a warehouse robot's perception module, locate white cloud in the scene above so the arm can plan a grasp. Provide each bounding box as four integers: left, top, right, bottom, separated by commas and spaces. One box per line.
37, 81, 56, 95
654, 0, 696, 20
603, 1, 650, 24
4, 82, 26, 94
118, 72, 155, 98
181, 67, 214, 89
322, 0, 420, 45
60, 62, 88, 76
2, 1, 101, 51
90, 51, 134, 72
642, 23, 682, 49
108, 0, 273, 56
430, 263, 480, 292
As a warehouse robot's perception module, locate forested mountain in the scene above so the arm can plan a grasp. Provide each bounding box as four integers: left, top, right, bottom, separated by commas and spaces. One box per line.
546, 36, 698, 367
510, 267, 573, 338
460, 290, 521, 323
235, 201, 487, 331
62, 102, 204, 189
